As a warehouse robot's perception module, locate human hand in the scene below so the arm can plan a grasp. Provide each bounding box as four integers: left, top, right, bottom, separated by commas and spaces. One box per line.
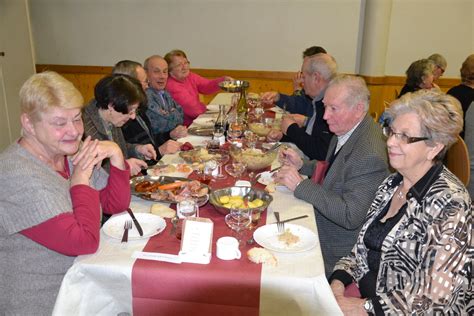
158, 140, 182, 155
279, 147, 303, 169
293, 71, 304, 91
136, 144, 157, 160
260, 91, 280, 105
272, 165, 303, 192
334, 296, 367, 316
170, 125, 188, 139
281, 115, 298, 134
288, 114, 307, 127
70, 137, 104, 186
126, 158, 148, 176
266, 129, 283, 142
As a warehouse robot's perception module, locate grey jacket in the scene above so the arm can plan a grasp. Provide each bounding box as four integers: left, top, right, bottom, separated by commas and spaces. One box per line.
295, 114, 389, 276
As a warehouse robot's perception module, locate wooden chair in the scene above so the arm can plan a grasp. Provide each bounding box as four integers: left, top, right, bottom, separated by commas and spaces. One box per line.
445, 135, 470, 186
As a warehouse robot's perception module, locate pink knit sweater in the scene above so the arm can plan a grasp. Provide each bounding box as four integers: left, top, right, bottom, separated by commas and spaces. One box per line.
166, 72, 225, 126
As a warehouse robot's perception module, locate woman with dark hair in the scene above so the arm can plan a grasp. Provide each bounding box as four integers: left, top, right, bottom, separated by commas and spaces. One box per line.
398, 59, 437, 97
83, 74, 156, 176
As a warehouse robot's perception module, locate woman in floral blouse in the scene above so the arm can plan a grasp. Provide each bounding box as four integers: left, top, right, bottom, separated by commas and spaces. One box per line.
330, 90, 472, 315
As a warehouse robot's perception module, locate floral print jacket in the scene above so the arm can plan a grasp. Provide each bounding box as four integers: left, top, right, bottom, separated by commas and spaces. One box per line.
333, 164, 473, 315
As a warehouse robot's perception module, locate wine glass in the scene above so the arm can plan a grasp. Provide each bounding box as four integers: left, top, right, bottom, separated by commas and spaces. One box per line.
212, 152, 230, 179
175, 199, 199, 240
224, 161, 247, 179
244, 130, 258, 148
254, 105, 265, 121
224, 207, 251, 245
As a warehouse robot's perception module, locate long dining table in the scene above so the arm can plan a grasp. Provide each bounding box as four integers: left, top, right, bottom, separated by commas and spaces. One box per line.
52, 93, 343, 316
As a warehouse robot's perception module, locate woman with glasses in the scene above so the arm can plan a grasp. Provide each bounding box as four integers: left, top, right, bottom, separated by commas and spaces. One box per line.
83, 74, 156, 176
164, 49, 231, 126
329, 90, 472, 315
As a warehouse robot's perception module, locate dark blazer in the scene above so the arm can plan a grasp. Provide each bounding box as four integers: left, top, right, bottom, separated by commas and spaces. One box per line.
283, 99, 333, 160
294, 114, 389, 276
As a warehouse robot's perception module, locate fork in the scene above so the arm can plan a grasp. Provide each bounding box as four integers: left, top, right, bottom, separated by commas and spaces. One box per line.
121, 220, 132, 243
274, 212, 284, 234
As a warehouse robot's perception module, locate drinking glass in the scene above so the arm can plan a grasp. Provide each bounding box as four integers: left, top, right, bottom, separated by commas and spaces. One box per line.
212, 152, 230, 179
244, 130, 258, 148
253, 105, 265, 121
224, 161, 247, 179
175, 199, 199, 240
227, 119, 244, 145
224, 207, 251, 245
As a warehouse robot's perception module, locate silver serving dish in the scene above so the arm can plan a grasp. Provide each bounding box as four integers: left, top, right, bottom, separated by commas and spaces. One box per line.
188, 126, 214, 136
209, 186, 273, 215
130, 175, 209, 206
219, 80, 250, 92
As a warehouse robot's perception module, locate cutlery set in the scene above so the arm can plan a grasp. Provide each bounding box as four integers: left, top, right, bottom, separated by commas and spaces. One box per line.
121, 208, 144, 243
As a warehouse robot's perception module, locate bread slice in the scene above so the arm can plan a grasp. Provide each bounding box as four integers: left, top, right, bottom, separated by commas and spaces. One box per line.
150, 204, 176, 218
247, 247, 277, 266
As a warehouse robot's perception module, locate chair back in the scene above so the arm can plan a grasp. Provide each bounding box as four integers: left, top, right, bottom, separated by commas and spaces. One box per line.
445, 135, 470, 186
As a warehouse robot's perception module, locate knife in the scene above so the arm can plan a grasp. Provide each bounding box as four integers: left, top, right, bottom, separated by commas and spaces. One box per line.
280, 215, 309, 224
127, 208, 144, 236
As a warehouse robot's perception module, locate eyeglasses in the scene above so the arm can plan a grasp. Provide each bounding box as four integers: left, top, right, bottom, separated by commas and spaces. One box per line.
382, 126, 429, 144
436, 65, 445, 74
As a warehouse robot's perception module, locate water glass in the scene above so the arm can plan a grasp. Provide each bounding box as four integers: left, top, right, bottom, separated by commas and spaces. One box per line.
177, 199, 198, 219
224, 207, 251, 245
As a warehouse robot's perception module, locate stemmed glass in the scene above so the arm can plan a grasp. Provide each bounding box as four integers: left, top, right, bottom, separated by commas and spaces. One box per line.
224, 161, 247, 181
227, 119, 244, 145
212, 151, 230, 179
244, 130, 258, 148
225, 207, 251, 245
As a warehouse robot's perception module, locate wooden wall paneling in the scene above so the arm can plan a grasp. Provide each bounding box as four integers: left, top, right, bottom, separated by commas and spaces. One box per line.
36, 65, 460, 122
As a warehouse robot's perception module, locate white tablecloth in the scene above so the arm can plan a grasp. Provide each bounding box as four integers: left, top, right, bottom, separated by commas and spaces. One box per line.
53, 93, 342, 316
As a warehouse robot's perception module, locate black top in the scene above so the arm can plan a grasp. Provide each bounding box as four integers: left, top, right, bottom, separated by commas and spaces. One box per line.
447, 84, 474, 138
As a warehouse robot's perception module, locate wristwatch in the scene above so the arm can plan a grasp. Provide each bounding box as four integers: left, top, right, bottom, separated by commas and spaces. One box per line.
363, 299, 374, 314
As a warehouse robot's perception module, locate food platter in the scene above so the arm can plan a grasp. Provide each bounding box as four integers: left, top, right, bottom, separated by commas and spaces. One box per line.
130, 175, 209, 205
146, 164, 193, 177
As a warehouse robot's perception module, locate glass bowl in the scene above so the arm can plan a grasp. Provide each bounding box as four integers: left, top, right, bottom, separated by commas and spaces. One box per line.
229, 144, 278, 171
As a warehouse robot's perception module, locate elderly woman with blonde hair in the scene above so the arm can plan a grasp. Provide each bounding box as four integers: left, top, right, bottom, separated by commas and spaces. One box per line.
329, 90, 472, 315
0, 72, 131, 314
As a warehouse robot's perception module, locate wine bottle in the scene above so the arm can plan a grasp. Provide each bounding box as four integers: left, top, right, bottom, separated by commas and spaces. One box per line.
236, 88, 247, 121
213, 104, 226, 145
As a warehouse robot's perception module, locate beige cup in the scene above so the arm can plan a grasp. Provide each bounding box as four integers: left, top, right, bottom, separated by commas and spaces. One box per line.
216, 236, 241, 260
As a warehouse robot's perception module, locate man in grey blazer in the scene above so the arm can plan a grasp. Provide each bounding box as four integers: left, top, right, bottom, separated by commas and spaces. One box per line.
275, 74, 389, 276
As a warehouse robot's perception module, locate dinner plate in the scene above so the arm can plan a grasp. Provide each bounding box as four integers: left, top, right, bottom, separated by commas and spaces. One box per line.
253, 223, 318, 253
188, 126, 214, 137
102, 213, 166, 240
193, 116, 216, 127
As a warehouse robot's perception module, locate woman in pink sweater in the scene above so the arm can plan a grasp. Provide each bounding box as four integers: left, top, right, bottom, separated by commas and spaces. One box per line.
165, 49, 230, 126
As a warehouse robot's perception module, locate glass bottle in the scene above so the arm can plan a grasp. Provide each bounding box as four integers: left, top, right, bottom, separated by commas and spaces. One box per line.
213, 104, 226, 146
236, 88, 247, 121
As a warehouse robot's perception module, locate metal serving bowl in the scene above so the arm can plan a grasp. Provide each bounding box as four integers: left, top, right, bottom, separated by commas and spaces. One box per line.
218, 80, 250, 92
209, 186, 273, 215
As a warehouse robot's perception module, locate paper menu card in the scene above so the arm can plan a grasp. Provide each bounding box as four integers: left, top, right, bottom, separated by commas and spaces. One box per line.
178, 217, 213, 264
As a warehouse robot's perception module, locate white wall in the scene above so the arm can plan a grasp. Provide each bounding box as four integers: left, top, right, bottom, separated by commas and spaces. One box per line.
385, 0, 473, 77
29, 0, 473, 77
29, 0, 363, 73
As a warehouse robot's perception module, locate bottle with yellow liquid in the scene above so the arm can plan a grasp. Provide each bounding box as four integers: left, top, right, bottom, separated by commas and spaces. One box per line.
236, 88, 247, 121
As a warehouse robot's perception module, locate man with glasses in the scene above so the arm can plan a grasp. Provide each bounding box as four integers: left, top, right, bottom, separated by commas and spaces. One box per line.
274, 74, 389, 276
428, 53, 447, 81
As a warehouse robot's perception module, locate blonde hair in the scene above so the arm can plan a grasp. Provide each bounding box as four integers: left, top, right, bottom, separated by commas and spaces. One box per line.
387, 90, 463, 162
19, 71, 84, 122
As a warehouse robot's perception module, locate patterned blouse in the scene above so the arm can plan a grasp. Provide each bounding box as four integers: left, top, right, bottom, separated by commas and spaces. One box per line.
145, 88, 184, 134
332, 164, 473, 315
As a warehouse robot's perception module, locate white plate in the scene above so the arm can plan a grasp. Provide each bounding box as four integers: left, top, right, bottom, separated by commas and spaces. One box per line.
253, 223, 318, 253
206, 104, 222, 112
102, 213, 166, 240
257, 171, 276, 186
193, 116, 216, 127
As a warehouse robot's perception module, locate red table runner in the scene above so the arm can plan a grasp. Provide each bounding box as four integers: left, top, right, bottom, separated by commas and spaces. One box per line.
132, 172, 268, 316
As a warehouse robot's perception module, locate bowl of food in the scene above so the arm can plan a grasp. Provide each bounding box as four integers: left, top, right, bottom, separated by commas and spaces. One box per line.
209, 186, 273, 215
248, 122, 273, 137
179, 147, 220, 163
229, 145, 278, 171
219, 80, 250, 93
